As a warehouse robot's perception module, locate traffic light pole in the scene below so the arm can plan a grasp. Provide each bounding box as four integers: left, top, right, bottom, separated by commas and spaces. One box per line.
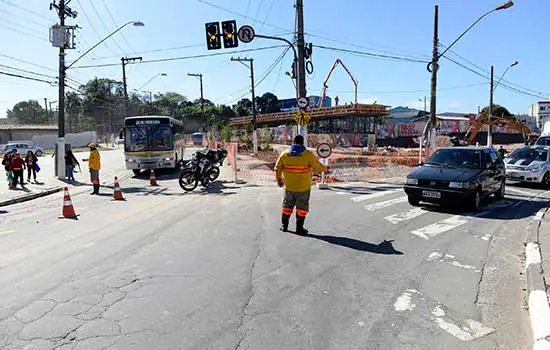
231, 57, 258, 154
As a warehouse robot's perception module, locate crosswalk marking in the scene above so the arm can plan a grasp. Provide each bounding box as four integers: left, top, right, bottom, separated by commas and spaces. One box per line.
385, 207, 427, 224
0, 230, 15, 237
350, 189, 402, 203
411, 215, 468, 240
365, 196, 408, 211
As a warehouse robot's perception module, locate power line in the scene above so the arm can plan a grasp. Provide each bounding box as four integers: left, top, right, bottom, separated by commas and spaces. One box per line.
0, 70, 56, 85
101, 0, 136, 53
0, 52, 57, 72
0, 63, 57, 79
0, 9, 48, 28
0, 23, 49, 42
72, 45, 287, 69
329, 82, 488, 95
91, 44, 205, 60
0, 15, 47, 37
0, 0, 53, 22
75, 0, 118, 57
86, 0, 126, 54
313, 44, 429, 63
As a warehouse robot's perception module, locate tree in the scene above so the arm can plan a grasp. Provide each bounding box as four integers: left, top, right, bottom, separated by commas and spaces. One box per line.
234, 98, 253, 116
65, 91, 83, 132
255, 92, 280, 114
6, 100, 48, 124
480, 104, 513, 118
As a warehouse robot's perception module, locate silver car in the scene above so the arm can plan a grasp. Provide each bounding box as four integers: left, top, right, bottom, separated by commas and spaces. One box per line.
3, 142, 45, 157
504, 145, 550, 186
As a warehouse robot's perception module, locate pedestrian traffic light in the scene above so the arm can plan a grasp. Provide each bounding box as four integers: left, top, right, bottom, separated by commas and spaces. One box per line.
221, 20, 238, 49
205, 22, 221, 50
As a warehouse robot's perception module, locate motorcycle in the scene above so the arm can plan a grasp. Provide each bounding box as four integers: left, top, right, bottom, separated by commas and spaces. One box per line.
178, 148, 227, 192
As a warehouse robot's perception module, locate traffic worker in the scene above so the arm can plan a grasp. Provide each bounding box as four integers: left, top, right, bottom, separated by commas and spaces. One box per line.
83, 143, 101, 195
275, 135, 327, 235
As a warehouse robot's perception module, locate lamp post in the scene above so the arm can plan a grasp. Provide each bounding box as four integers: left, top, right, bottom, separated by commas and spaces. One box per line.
136, 73, 167, 93
487, 60, 518, 147
54, 20, 144, 178
426, 1, 513, 157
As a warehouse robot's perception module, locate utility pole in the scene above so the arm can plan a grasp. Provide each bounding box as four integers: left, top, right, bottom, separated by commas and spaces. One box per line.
121, 56, 142, 117
44, 98, 49, 123
295, 0, 308, 147
187, 73, 205, 137
428, 5, 439, 156
488, 65, 494, 147
231, 57, 257, 153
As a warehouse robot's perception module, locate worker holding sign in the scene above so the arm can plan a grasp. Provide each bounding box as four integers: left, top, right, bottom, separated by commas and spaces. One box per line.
275, 135, 326, 235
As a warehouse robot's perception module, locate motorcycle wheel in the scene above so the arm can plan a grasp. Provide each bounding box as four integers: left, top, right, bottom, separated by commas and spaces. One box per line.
208, 167, 220, 181
179, 170, 198, 191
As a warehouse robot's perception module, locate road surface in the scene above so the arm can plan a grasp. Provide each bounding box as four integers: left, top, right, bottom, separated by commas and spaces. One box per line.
0, 164, 545, 349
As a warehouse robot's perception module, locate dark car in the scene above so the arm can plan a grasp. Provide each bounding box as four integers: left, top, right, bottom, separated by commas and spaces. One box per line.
404, 147, 505, 211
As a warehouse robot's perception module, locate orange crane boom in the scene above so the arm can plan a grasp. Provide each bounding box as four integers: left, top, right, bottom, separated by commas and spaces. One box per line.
319, 58, 359, 107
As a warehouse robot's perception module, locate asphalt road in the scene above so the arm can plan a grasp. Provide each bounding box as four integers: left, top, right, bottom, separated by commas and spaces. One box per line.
0, 161, 547, 349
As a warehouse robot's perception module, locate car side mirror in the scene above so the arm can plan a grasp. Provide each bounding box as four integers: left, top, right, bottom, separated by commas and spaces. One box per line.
418, 161, 424, 166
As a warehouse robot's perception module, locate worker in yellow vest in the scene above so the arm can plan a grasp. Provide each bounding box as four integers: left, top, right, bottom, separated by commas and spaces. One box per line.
82, 143, 101, 195
275, 135, 326, 235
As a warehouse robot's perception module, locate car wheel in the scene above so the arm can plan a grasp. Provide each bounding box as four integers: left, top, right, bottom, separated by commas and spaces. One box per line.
469, 191, 481, 211
495, 181, 505, 200
542, 172, 550, 189
35, 150, 43, 157
408, 196, 420, 206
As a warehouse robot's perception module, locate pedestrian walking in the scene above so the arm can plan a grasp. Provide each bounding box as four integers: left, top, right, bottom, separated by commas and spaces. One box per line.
65, 149, 80, 184
25, 150, 38, 183
83, 143, 101, 195
497, 146, 508, 159
275, 135, 327, 235
2, 151, 13, 188
10, 152, 26, 188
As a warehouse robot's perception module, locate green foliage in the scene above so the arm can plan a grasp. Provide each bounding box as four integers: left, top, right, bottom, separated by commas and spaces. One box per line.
480, 104, 513, 118
259, 125, 273, 151
219, 121, 233, 142
7, 100, 49, 124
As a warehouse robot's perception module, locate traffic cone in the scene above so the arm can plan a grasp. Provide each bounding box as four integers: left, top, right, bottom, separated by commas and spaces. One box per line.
113, 176, 125, 201
59, 187, 78, 219
150, 169, 158, 186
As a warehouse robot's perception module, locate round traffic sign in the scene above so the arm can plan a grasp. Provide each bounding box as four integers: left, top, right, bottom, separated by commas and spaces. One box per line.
237, 25, 255, 43
316, 143, 332, 158
297, 97, 308, 108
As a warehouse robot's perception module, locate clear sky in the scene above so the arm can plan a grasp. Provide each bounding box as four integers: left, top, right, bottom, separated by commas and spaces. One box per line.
0, 0, 548, 119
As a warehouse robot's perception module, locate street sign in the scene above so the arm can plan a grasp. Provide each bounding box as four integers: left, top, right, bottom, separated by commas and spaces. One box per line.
293, 109, 311, 126
316, 143, 332, 158
237, 25, 255, 43
297, 97, 308, 108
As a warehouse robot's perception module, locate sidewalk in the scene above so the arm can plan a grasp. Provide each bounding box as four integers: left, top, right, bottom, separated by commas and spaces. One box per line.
525, 204, 550, 350
0, 149, 128, 206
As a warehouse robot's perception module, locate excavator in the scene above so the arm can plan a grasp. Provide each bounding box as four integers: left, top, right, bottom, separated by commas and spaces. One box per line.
450, 114, 535, 146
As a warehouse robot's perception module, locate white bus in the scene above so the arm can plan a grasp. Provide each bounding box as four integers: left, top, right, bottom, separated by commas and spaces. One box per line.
122, 116, 185, 175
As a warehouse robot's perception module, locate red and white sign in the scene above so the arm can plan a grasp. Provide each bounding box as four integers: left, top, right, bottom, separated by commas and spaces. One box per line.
316, 143, 332, 158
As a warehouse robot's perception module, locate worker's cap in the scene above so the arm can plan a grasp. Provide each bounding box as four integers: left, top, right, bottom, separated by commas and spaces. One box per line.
88, 143, 96, 148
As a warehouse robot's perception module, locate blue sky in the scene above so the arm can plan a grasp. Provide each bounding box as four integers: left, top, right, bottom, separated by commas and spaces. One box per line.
0, 0, 548, 119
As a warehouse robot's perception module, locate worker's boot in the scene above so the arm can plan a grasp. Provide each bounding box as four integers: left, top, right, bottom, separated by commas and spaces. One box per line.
296, 215, 309, 236
280, 214, 290, 232
91, 184, 100, 195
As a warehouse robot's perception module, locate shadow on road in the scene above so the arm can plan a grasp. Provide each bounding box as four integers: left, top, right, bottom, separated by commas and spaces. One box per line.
297, 233, 404, 254
0, 210, 8, 214
330, 185, 403, 195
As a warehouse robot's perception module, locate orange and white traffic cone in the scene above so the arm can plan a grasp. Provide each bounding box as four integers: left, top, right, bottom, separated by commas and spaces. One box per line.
150, 169, 158, 186
113, 176, 125, 201
59, 187, 79, 219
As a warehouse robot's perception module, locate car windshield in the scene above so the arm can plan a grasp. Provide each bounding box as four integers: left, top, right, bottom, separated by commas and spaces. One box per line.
535, 137, 550, 146
125, 126, 173, 152
509, 147, 548, 162
426, 149, 482, 169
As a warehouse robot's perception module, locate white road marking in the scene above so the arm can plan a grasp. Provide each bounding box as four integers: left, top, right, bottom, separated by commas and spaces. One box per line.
506, 187, 538, 197
481, 234, 492, 241
427, 251, 480, 272
394, 289, 419, 311
364, 196, 407, 211
0, 230, 15, 237
350, 189, 402, 202
411, 215, 468, 240
385, 207, 427, 224
526, 242, 542, 266
535, 211, 545, 220
431, 305, 495, 341
427, 251, 443, 261
529, 290, 550, 344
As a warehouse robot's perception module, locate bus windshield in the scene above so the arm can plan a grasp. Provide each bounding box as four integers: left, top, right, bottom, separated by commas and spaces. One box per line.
125, 126, 173, 152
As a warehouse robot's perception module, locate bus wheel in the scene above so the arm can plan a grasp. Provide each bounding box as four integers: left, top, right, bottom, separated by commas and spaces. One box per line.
132, 169, 141, 176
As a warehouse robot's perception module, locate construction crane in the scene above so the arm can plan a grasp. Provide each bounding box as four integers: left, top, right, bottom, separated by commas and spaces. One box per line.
319, 59, 359, 107
450, 114, 533, 146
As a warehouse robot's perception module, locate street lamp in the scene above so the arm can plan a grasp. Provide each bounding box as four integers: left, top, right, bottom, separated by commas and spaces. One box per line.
426, 1, 513, 155
487, 60, 518, 147
136, 73, 167, 92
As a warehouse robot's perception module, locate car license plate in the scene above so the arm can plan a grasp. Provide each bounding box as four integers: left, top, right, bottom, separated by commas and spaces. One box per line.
422, 190, 441, 199
507, 172, 516, 177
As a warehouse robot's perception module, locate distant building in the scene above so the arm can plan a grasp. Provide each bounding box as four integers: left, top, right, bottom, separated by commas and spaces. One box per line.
0, 118, 8, 125
279, 96, 332, 112
528, 101, 550, 127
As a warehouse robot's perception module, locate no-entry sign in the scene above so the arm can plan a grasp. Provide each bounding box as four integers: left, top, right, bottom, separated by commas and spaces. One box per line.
316, 143, 332, 158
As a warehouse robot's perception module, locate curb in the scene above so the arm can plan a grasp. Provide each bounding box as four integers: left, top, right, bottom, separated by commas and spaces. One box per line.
0, 187, 63, 207
525, 207, 550, 350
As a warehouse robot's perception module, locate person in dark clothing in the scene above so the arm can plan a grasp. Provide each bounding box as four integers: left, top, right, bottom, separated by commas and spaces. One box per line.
65, 150, 80, 184
497, 146, 508, 159
25, 151, 38, 182
2, 151, 13, 188
10, 152, 26, 188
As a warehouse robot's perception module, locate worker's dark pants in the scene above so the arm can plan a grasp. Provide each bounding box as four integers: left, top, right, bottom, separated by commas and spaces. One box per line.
12, 169, 24, 187
282, 190, 311, 217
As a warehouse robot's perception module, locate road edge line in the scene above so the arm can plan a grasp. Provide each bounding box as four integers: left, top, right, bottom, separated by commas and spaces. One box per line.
0, 187, 63, 207
525, 207, 550, 349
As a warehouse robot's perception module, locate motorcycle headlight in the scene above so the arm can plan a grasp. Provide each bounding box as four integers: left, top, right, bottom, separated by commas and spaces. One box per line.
406, 178, 418, 185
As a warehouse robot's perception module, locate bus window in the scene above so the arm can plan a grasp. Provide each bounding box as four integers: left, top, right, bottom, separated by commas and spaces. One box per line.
126, 127, 148, 152
149, 126, 173, 151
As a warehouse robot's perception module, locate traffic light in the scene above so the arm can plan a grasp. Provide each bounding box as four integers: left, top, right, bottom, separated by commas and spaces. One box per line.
205, 22, 221, 50
221, 20, 238, 49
